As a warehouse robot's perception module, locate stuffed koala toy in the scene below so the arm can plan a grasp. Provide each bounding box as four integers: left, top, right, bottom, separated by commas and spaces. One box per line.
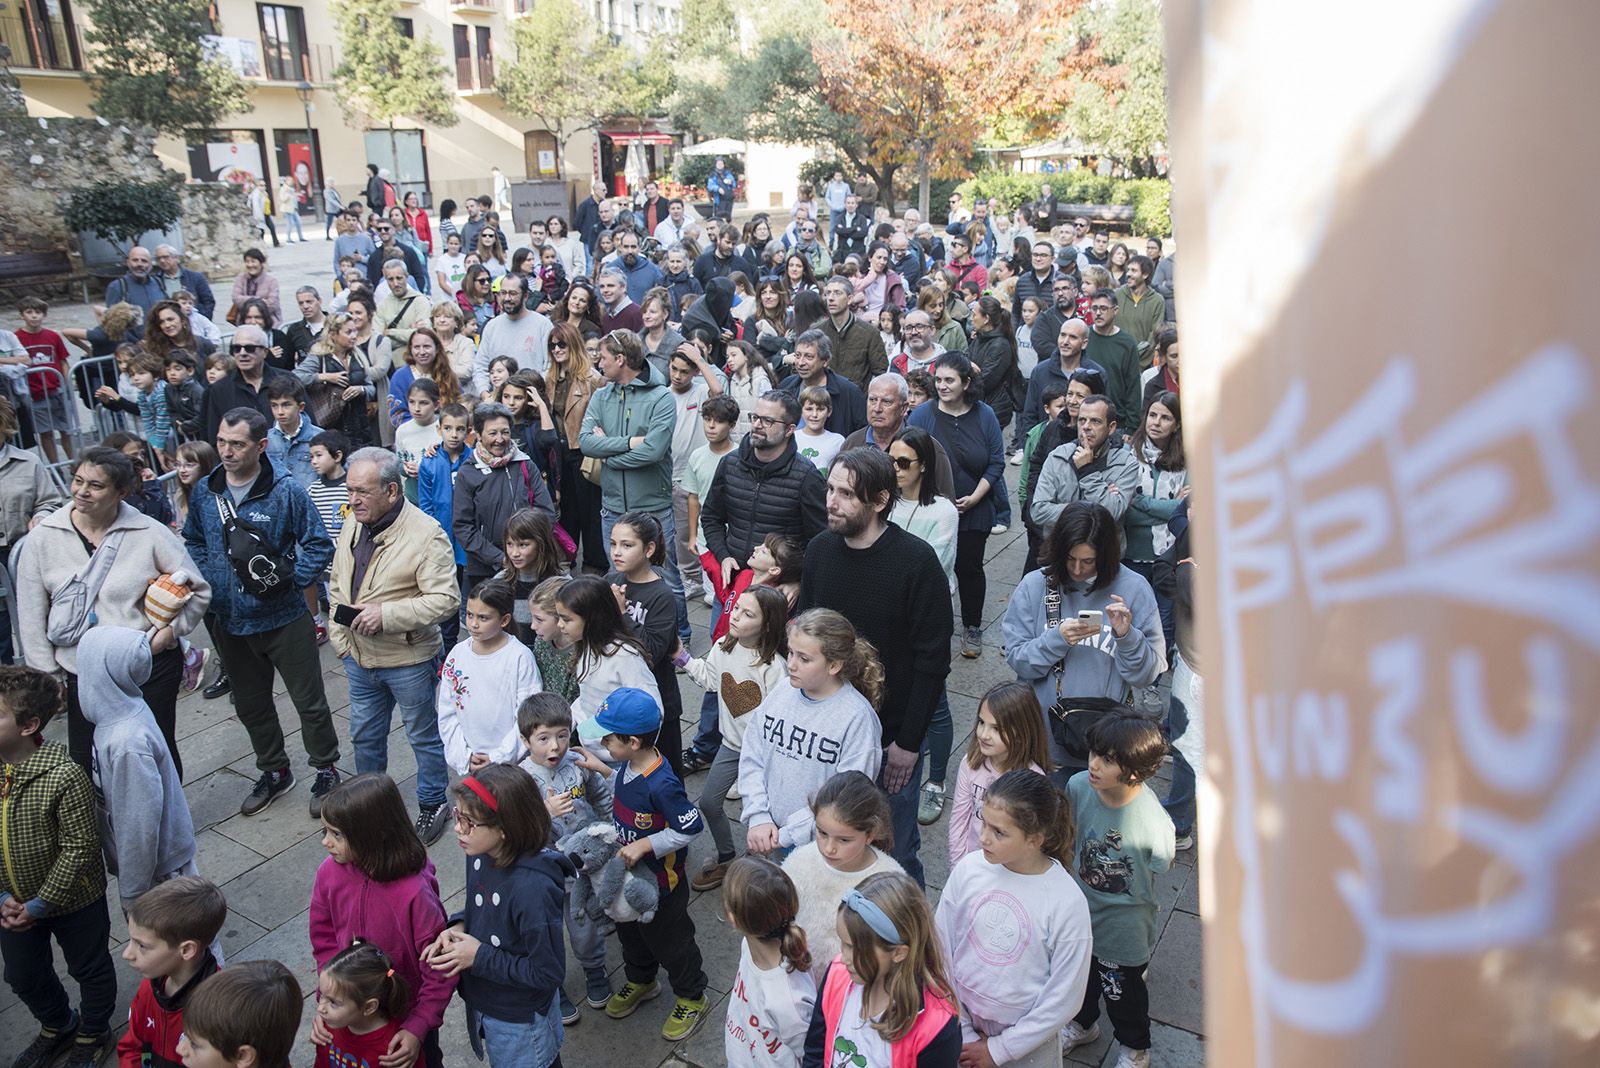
557, 822, 661, 924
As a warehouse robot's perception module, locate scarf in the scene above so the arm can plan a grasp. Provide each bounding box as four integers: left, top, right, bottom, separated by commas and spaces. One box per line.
1162, 366, 1179, 394
474, 443, 515, 469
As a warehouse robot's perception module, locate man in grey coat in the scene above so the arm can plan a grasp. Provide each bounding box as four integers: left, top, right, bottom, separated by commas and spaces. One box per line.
1030, 394, 1139, 532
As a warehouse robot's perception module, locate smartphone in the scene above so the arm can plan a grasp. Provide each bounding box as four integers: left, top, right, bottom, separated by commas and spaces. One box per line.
332, 604, 359, 627
1077, 609, 1104, 626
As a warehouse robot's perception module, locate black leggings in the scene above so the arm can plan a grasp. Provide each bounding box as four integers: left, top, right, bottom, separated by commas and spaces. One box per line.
558, 448, 607, 571
66, 644, 184, 778
954, 528, 989, 629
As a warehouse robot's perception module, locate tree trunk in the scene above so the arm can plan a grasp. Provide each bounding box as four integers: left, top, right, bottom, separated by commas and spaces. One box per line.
879, 163, 899, 211
916, 152, 931, 220
387, 122, 399, 187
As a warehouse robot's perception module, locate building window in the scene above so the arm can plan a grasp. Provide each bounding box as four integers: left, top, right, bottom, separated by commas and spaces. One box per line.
257, 3, 307, 82
394, 16, 414, 37
475, 26, 493, 89
452, 23, 472, 89
8, 0, 84, 71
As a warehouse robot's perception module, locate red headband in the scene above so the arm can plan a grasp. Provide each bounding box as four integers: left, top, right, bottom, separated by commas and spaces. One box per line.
461, 776, 498, 812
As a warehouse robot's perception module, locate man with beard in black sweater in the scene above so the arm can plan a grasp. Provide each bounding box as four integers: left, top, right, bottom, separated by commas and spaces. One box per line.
797, 447, 952, 886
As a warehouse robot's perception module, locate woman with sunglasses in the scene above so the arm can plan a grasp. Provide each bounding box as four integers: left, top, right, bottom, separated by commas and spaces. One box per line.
545, 320, 607, 571
472, 225, 507, 279
455, 263, 498, 332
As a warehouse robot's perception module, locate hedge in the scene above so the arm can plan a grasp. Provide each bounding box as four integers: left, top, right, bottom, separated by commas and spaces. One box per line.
955, 170, 1171, 237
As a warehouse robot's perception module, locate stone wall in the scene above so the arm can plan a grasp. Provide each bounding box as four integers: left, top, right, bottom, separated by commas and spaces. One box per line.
0, 109, 250, 296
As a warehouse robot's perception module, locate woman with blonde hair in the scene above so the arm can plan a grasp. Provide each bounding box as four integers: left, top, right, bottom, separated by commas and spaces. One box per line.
428, 299, 475, 384
297, 310, 378, 446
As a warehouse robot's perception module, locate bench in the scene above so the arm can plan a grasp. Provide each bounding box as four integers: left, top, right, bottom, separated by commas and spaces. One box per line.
1058, 203, 1136, 233
0, 250, 88, 302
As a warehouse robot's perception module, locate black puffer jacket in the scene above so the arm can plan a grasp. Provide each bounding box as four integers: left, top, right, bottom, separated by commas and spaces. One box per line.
700, 435, 828, 567
968, 326, 1019, 428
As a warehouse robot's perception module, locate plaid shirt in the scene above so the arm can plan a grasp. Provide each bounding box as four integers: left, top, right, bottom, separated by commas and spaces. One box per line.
0, 742, 105, 914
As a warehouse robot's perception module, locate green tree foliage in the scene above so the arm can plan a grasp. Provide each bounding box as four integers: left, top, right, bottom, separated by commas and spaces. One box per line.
331, 0, 457, 166
957, 170, 1171, 236
64, 180, 183, 253
496, 0, 613, 176
1063, 0, 1168, 176
81, 0, 251, 138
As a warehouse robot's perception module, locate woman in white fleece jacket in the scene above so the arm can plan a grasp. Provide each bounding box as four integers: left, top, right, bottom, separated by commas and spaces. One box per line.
14, 447, 210, 775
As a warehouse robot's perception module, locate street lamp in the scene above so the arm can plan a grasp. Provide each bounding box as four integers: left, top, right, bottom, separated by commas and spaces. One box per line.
295, 79, 321, 224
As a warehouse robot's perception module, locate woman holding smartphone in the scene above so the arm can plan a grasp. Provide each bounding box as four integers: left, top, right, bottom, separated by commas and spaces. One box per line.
999, 500, 1166, 780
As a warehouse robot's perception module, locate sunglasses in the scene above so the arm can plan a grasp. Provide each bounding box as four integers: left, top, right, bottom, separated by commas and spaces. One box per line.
233, 344, 266, 353
890, 455, 918, 469
551, 341, 568, 350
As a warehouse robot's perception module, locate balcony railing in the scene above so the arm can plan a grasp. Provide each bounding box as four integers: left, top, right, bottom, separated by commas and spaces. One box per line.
451, 0, 497, 12
511, 0, 536, 15
258, 42, 336, 85
0, 13, 85, 72
456, 52, 494, 92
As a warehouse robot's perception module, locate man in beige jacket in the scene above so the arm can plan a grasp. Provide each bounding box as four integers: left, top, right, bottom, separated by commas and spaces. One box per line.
328, 447, 461, 843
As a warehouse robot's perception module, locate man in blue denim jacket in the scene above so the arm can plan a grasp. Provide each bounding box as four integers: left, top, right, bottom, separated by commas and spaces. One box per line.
182, 405, 343, 820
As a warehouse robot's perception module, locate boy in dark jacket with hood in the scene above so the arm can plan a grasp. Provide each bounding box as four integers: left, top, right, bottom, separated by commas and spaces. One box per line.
0, 666, 118, 1068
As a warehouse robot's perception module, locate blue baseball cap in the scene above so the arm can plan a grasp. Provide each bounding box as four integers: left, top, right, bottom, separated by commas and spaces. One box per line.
577, 688, 662, 743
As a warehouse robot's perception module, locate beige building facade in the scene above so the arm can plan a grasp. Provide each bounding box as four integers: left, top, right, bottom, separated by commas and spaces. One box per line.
2, 0, 683, 219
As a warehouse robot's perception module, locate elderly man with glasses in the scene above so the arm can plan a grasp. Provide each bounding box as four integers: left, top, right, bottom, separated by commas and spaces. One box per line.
199, 324, 299, 443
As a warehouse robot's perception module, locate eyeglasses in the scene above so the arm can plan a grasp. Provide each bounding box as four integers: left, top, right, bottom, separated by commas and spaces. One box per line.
748, 414, 792, 428
451, 806, 486, 833
890, 455, 918, 470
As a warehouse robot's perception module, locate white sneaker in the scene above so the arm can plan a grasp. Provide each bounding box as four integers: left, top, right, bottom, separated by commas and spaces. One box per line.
1060, 1021, 1100, 1052
702, 587, 715, 608
1008, 449, 1024, 465
1114, 1046, 1151, 1068
1175, 833, 1194, 851
990, 522, 1008, 535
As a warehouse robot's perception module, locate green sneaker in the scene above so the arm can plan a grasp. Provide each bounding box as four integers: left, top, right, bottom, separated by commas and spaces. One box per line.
661, 994, 710, 1041
604, 979, 660, 1019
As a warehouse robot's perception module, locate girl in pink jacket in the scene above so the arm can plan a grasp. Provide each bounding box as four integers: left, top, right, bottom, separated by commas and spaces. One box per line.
311, 773, 458, 1068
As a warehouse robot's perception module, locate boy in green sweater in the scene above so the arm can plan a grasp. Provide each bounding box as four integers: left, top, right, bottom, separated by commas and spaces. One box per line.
0, 666, 118, 1068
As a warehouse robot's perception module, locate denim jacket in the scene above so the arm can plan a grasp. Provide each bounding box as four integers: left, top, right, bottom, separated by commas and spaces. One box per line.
182, 460, 332, 634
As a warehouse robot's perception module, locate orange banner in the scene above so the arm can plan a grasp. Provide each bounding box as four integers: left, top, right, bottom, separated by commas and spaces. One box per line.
1166, 0, 1600, 1061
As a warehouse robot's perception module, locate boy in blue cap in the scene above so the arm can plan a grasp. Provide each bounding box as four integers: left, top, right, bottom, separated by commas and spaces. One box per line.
576, 687, 710, 1040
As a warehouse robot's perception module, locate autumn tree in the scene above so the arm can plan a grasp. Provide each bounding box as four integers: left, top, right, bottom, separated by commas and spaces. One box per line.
331, 0, 457, 171
682, 7, 914, 207
813, 0, 1089, 215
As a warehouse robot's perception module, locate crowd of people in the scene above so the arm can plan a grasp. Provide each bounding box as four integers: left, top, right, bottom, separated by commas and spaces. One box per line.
0, 169, 1198, 1068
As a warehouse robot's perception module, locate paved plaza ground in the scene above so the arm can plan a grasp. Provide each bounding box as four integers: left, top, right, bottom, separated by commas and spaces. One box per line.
2, 234, 1206, 1067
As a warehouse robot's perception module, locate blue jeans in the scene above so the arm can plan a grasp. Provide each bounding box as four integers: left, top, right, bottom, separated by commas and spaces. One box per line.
343, 657, 450, 808
920, 690, 953, 787
601, 506, 690, 644
881, 748, 926, 888
472, 1000, 563, 1068
1162, 653, 1203, 837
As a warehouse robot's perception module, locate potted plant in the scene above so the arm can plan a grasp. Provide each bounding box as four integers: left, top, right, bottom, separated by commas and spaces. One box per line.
64, 179, 185, 270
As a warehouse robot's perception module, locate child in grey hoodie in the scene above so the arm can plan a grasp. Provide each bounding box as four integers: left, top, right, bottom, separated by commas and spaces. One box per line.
76, 627, 199, 910
515, 692, 614, 1016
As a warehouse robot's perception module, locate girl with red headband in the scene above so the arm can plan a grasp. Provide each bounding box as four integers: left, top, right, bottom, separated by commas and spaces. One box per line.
423, 764, 572, 1068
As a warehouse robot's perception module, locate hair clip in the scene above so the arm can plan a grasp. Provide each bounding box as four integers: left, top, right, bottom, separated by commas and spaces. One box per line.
842, 887, 903, 945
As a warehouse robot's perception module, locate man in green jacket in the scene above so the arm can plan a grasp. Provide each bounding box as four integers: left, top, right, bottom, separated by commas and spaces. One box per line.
1113, 255, 1167, 365
579, 328, 690, 642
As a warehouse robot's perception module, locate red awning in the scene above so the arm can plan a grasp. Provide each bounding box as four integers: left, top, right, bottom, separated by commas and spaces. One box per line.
602, 130, 674, 145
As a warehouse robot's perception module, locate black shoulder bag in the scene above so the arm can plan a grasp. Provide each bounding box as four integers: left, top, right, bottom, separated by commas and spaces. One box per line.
1042, 576, 1140, 775
216, 493, 297, 598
